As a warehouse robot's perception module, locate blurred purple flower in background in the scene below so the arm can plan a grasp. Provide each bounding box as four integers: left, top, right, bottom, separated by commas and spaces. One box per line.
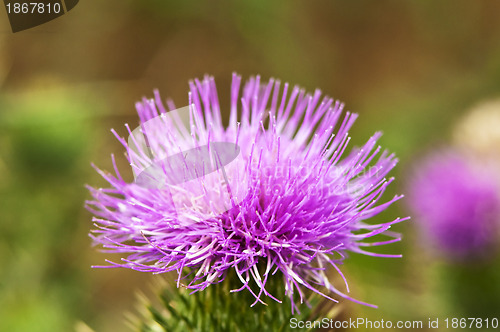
86, 73, 406, 311
407, 150, 500, 259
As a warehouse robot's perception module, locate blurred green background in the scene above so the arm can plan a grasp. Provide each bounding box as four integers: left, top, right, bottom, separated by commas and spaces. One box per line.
1, 1, 500, 331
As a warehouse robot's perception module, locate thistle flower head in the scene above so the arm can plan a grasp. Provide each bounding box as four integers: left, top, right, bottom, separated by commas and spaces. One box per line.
407, 149, 500, 259
87, 74, 406, 311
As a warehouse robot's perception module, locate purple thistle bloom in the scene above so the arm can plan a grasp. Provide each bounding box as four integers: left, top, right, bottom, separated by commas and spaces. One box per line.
86, 74, 406, 311
407, 150, 500, 259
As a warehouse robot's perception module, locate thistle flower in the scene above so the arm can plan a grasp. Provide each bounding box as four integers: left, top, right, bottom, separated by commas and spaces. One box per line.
407, 149, 500, 259
87, 74, 406, 312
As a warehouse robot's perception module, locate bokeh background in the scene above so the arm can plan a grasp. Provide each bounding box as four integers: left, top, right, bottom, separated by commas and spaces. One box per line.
2, 1, 500, 331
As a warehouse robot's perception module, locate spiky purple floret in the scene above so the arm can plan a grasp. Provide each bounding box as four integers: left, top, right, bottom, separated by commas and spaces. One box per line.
86, 74, 406, 312
407, 150, 500, 259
